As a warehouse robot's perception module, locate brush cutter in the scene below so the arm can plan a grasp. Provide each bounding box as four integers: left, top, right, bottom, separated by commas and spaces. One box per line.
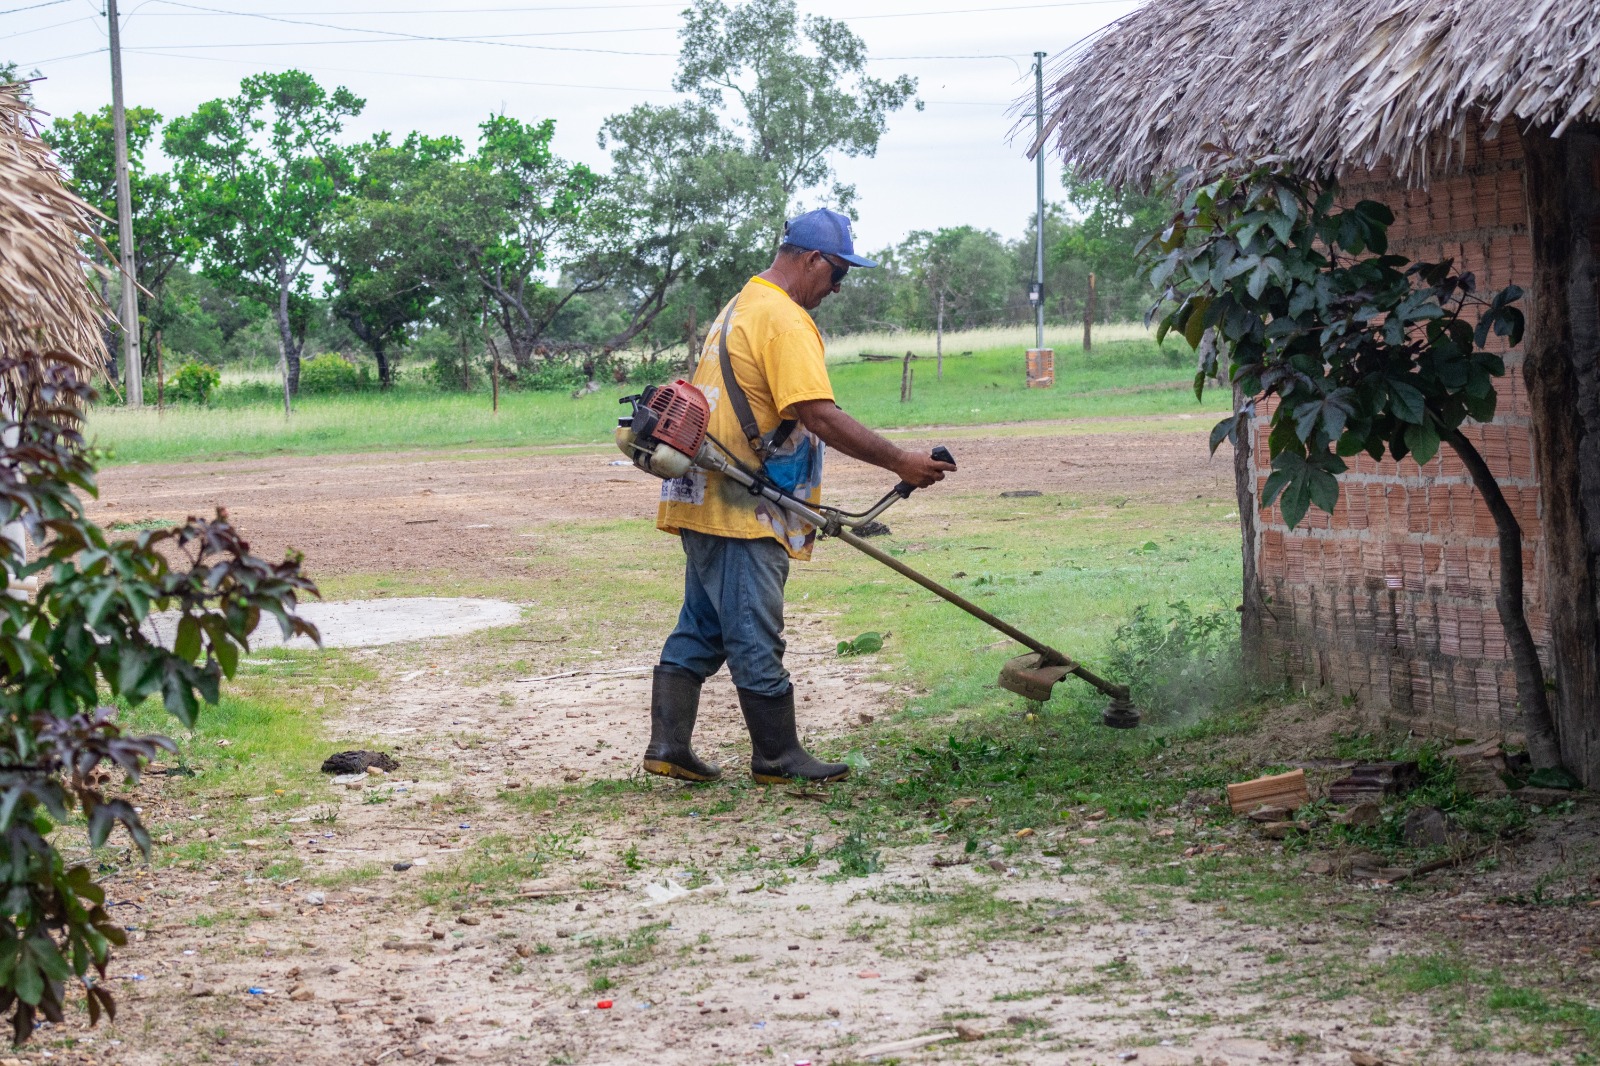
616, 381, 1139, 728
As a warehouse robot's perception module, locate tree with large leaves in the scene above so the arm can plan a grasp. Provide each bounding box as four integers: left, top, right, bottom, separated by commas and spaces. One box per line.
164, 71, 363, 395
1153, 159, 1561, 772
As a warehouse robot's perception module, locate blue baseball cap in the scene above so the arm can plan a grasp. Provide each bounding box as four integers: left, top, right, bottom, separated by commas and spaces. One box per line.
782, 208, 878, 268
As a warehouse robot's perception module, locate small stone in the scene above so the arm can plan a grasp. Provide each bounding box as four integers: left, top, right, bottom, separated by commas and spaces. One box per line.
515, 944, 534, 958
956, 1024, 985, 1041
415, 1012, 437, 1025
457, 915, 481, 926
1259, 821, 1303, 840
189, 983, 213, 998
255, 904, 283, 919
1349, 1052, 1383, 1066
791, 992, 806, 999
1015, 828, 1035, 839
1333, 802, 1382, 827
302, 891, 326, 907
1402, 806, 1451, 846
392, 862, 413, 872
365, 765, 386, 776
345, 781, 366, 791
1247, 804, 1290, 823
289, 986, 314, 1002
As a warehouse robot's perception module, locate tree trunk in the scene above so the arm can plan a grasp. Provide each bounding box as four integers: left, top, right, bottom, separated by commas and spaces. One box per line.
275, 268, 303, 396
461, 336, 471, 392
1232, 387, 1267, 679
1521, 124, 1600, 785
1443, 427, 1563, 769
936, 291, 944, 380
374, 344, 393, 390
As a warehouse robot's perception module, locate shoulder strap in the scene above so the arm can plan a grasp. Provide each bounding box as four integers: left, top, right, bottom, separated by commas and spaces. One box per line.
715, 296, 796, 460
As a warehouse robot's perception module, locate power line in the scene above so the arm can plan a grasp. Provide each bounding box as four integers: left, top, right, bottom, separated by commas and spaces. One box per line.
0, 13, 93, 38
134, 1, 684, 13
0, 0, 70, 15
134, 47, 674, 92
847, 0, 1137, 16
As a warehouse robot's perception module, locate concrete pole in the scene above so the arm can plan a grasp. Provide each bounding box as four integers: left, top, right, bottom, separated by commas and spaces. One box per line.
1033, 51, 1047, 353
107, 0, 143, 406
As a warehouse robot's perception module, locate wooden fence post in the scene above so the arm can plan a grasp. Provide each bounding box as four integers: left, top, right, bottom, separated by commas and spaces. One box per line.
1083, 271, 1096, 352
488, 336, 501, 413
154, 329, 163, 415
900, 350, 914, 403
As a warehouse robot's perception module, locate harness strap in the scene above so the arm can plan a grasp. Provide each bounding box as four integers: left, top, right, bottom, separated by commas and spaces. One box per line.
713, 297, 796, 461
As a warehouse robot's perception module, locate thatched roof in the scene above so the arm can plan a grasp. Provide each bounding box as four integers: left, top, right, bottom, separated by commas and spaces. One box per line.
1032, 0, 1600, 187
0, 81, 109, 405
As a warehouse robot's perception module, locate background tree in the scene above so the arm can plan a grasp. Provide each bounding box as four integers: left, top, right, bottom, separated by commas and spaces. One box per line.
599, 100, 785, 359
165, 70, 364, 395
44, 106, 195, 386
422, 114, 613, 375
1154, 160, 1563, 772
322, 132, 463, 387
675, 0, 919, 220
900, 226, 1013, 375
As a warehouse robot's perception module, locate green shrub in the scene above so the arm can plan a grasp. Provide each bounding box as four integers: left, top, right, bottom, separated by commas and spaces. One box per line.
518, 359, 586, 393
1107, 601, 1248, 724
165, 361, 220, 405
425, 355, 481, 392
628, 357, 686, 387
298, 353, 365, 394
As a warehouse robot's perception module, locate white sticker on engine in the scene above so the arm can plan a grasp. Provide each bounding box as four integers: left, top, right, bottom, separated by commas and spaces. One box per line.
661, 470, 705, 505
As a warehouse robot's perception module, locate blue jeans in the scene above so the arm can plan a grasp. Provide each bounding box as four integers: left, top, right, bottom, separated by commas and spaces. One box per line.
660, 530, 791, 697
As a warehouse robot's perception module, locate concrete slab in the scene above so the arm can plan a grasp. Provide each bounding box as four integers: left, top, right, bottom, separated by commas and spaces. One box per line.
145, 597, 522, 650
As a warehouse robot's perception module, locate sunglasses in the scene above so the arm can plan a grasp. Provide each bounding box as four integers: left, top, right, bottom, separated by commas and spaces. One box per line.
821, 253, 850, 286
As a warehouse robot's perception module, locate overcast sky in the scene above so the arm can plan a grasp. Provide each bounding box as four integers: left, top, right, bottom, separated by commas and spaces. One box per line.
4, 0, 1144, 250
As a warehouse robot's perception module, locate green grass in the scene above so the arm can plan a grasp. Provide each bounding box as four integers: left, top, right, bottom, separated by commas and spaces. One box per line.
88, 338, 1227, 465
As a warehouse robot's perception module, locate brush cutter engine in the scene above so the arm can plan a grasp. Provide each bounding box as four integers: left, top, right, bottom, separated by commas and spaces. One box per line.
616, 381, 711, 479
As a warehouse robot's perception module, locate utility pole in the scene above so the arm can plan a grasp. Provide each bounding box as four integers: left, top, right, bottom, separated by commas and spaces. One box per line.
107, 0, 143, 406
1033, 50, 1047, 353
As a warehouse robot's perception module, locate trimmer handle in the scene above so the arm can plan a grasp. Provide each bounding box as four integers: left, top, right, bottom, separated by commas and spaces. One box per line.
893, 446, 957, 499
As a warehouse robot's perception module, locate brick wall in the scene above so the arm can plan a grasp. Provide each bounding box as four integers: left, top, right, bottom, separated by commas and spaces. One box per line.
1247, 120, 1546, 739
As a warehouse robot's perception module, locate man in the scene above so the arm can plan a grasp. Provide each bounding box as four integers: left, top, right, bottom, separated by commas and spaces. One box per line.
645, 208, 955, 784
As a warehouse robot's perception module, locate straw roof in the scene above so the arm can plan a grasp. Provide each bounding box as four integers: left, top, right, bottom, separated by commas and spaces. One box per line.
1033, 0, 1600, 187
0, 81, 109, 407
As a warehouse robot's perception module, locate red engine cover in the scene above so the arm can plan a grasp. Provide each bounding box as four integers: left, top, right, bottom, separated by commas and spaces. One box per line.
644, 380, 710, 458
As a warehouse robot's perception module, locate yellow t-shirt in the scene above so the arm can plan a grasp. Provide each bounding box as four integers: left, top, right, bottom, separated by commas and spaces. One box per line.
657, 276, 835, 560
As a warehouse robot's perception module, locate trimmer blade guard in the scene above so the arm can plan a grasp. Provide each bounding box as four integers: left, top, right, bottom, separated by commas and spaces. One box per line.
998, 652, 1073, 701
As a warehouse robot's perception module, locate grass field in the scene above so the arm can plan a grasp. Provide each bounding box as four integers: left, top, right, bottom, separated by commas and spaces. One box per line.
89, 334, 1224, 466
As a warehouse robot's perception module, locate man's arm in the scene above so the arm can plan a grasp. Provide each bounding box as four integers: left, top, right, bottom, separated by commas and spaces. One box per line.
792, 399, 955, 488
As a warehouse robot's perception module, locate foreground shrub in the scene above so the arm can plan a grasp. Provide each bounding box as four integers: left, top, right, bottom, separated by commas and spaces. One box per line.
1107, 600, 1249, 724
0, 362, 317, 1042
298, 353, 365, 393
165, 361, 220, 405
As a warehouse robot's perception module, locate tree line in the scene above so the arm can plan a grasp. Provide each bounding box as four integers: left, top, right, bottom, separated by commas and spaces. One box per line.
14, 0, 1166, 398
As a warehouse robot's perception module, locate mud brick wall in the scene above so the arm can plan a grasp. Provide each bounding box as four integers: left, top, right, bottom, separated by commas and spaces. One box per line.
1247, 121, 1545, 739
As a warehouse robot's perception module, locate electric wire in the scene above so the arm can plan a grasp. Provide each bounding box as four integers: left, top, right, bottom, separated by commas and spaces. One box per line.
0, 0, 70, 15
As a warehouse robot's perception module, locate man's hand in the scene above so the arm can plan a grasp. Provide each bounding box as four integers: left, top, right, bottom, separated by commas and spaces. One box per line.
793, 399, 956, 489
893, 449, 956, 489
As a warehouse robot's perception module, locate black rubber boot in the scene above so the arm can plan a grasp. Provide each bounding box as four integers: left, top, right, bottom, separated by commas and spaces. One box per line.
642, 666, 722, 782
737, 685, 849, 784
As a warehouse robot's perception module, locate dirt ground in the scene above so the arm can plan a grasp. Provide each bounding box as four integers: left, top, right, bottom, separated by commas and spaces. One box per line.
20, 423, 1591, 1066
89, 417, 1231, 580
